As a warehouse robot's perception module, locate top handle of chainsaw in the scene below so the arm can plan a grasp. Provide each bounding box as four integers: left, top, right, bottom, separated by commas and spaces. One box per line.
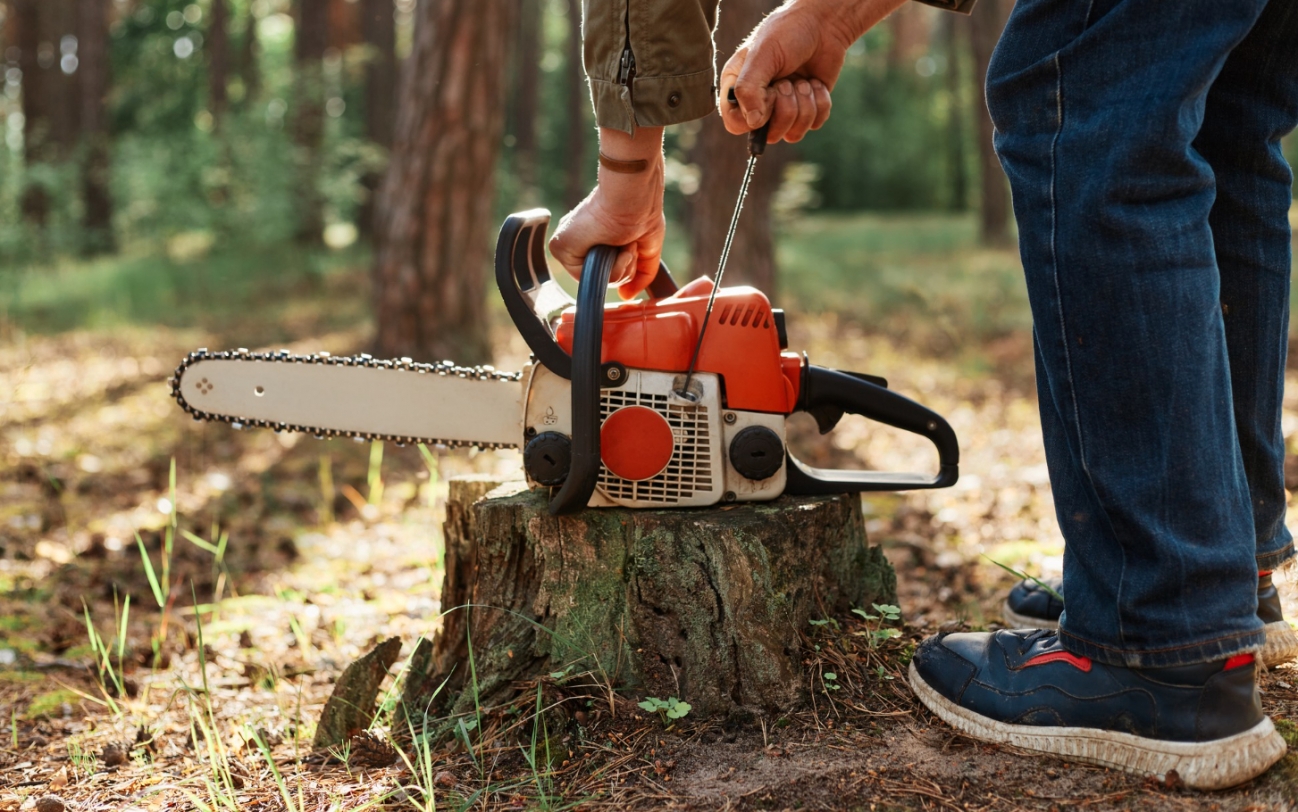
784, 365, 960, 494
547, 243, 618, 515
495, 209, 679, 381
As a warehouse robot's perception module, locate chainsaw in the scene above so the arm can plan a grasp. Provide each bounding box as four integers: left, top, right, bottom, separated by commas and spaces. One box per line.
171, 209, 959, 515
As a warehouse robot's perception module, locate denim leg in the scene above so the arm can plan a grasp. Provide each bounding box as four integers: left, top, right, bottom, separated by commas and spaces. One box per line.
986, 0, 1271, 667
1193, 0, 1298, 574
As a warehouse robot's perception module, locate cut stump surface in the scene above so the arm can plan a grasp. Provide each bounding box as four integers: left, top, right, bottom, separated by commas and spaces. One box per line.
402, 477, 895, 720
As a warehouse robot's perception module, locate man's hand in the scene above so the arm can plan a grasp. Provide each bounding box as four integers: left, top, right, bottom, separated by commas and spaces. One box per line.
720, 0, 906, 142
550, 127, 666, 299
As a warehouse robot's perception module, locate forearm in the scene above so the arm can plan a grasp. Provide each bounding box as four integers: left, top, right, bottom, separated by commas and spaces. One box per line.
596, 127, 665, 212
794, 0, 910, 50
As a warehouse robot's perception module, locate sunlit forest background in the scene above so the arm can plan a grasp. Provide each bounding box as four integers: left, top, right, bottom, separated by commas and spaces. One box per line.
4, 1, 1298, 808
2, 0, 1293, 343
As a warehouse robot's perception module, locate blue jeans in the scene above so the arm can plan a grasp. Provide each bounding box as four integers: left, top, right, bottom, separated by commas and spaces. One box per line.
986, 0, 1298, 667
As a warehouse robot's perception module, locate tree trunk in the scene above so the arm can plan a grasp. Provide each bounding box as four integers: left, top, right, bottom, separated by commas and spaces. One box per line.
511, 0, 540, 191
208, 0, 229, 123
562, 0, 586, 211
969, 0, 1011, 246
370, 0, 516, 365
942, 14, 968, 212
239, 1, 260, 103
15, 0, 50, 225
49, 0, 80, 159
358, 0, 396, 237
77, 0, 112, 254
293, 0, 328, 246
884, 3, 931, 70
400, 477, 895, 722
687, 0, 785, 294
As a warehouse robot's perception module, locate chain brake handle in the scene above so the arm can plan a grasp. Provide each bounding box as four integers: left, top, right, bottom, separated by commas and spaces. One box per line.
494, 209, 679, 382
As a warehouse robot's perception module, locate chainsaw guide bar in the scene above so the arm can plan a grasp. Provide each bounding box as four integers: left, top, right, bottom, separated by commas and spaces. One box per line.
170, 348, 524, 449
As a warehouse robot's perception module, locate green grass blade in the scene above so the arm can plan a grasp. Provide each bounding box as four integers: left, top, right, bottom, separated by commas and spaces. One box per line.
181, 529, 221, 555
135, 532, 166, 608
982, 555, 1064, 603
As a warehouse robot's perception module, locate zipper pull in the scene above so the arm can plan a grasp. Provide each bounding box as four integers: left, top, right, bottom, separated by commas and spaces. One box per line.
618, 45, 635, 85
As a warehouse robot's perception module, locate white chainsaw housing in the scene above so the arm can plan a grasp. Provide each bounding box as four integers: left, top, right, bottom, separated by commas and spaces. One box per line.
522, 364, 786, 509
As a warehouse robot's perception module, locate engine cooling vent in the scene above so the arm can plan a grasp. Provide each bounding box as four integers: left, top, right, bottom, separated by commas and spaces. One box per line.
598, 388, 714, 504
717, 303, 771, 329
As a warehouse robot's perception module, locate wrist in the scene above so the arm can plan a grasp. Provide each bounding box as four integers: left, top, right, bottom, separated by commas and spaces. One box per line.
793, 0, 906, 49
598, 126, 665, 163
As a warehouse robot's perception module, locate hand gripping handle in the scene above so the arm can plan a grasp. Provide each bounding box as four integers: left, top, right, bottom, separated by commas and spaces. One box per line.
784, 365, 960, 494
547, 244, 618, 515
494, 210, 680, 382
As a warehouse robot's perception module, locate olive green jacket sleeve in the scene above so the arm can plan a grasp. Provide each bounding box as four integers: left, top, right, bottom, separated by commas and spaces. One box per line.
583, 0, 975, 134
583, 0, 722, 134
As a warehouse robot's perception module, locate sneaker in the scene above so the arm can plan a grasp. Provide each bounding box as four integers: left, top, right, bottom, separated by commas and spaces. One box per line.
1001, 572, 1298, 668
1258, 572, 1298, 669
909, 629, 1287, 790
1001, 576, 1064, 629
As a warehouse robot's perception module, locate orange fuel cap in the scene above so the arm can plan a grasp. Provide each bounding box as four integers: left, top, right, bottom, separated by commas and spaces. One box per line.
600, 406, 674, 481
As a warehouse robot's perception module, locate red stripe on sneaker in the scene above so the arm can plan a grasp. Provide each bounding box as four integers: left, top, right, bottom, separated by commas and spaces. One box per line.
1022, 651, 1092, 672
1258, 570, 1273, 578
1223, 653, 1254, 671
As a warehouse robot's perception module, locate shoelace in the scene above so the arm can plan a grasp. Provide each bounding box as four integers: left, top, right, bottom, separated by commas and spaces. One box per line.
1017, 628, 1058, 653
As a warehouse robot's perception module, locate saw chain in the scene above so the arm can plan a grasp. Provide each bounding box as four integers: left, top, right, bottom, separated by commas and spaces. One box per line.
169, 348, 523, 449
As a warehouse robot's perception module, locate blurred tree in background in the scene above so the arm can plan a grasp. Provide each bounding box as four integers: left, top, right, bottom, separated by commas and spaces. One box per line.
370, 0, 515, 364
686, 0, 786, 295
7, 1, 1291, 356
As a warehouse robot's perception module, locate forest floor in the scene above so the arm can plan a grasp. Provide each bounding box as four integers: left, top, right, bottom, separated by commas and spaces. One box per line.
2, 216, 1298, 811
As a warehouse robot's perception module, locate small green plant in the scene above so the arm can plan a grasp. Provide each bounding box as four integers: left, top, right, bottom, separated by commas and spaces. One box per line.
852, 603, 903, 649
637, 696, 692, 725
66, 737, 96, 780
821, 672, 841, 692
808, 617, 840, 630
983, 556, 1064, 602
523, 683, 558, 806
82, 591, 130, 714
392, 678, 454, 812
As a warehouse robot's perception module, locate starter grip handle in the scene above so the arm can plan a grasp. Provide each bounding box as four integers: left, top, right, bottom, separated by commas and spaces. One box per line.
784, 365, 959, 493
494, 209, 679, 381
548, 244, 618, 515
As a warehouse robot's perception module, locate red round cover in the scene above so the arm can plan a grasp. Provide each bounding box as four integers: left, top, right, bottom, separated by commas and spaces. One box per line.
600, 406, 675, 482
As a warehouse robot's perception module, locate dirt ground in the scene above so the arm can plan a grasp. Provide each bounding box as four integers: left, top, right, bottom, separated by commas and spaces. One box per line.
2, 315, 1298, 811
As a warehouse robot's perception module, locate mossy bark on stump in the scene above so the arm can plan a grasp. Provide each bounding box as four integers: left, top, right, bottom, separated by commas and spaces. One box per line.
401, 476, 895, 721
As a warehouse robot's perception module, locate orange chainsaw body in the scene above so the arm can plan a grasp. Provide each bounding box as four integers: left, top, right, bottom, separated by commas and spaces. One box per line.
553, 277, 803, 415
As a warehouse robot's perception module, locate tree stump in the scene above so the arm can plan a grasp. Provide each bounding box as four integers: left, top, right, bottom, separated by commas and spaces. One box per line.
401, 476, 895, 722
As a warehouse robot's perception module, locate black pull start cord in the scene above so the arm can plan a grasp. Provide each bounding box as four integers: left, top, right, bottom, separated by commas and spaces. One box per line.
677, 89, 772, 400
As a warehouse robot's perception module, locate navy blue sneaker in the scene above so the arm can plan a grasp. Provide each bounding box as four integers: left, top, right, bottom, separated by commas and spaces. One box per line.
909, 629, 1286, 790
1001, 577, 1064, 629
1001, 573, 1298, 668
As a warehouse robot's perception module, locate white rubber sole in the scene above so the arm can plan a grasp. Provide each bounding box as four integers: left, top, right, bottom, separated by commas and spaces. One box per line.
909, 661, 1286, 791
1261, 620, 1298, 669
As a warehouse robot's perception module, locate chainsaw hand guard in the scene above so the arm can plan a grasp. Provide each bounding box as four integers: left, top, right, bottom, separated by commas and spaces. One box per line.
495, 210, 679, 382
548, 244, 616, 515
784, 365, 960, 493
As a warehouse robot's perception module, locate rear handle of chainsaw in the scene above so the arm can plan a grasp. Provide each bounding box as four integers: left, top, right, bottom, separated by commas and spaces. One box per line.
547, 244, 618, 515
784, 365, 959, 493
494, 210, 679, 382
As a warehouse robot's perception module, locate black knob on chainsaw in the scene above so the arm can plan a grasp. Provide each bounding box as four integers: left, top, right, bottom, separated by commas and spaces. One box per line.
729, 426, 784, 481
524, 432, 572, 486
